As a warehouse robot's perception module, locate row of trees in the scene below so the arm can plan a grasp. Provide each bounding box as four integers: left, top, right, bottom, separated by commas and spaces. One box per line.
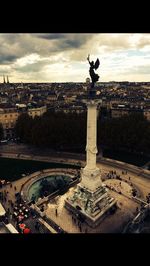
15, 110, 86, 151
15, 110, 150, 155
98, 112, 150, 154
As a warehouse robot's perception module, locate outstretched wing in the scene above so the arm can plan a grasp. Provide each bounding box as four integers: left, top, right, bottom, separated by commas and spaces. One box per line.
94, 58, 100, 70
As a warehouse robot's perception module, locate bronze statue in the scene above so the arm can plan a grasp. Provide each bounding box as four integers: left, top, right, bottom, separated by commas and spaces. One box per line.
87, 54, 100, 89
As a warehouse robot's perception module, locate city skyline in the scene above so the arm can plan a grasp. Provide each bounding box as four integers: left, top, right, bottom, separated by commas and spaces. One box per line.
0, 33, 150, 83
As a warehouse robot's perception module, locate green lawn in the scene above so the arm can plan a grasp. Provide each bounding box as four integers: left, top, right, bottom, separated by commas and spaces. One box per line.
0, 157, 79, 181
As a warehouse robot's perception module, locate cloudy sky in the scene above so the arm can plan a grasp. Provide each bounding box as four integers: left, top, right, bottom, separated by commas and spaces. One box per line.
0, 33, 150, 83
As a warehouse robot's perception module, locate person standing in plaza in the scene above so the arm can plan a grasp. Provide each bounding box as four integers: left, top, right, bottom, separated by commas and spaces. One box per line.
55, 208, 58, 217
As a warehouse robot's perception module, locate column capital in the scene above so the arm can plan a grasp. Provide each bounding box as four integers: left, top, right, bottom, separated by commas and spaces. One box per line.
81, 98, 102, 107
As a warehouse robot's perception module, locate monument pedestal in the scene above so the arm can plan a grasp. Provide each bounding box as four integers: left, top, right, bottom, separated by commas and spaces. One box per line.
65, 172, 116, 228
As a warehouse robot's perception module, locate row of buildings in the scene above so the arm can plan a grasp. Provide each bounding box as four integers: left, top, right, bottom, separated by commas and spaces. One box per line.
111, 103, 150, 120
0, 79, 150, 139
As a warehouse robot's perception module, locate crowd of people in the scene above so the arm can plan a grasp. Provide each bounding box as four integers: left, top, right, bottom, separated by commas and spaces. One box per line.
104, 169, 140, 198
0, 183, 17, 207
105, 170, 128, 180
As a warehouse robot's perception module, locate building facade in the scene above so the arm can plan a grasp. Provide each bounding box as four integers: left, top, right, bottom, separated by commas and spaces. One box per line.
0, 107, 19, 138
27, 105, 47, 119
111, 105, 150, 121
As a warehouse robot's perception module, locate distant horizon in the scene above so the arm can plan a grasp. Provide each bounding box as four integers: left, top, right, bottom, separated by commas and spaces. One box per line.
0, 80, 150, 84
0, 33, 150, 83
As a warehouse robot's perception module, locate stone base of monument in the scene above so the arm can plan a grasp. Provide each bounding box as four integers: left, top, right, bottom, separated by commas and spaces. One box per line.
65, 183, 117, 228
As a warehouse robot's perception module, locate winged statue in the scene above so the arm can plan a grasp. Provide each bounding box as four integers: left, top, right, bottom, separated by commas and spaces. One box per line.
87, 54, 100, 88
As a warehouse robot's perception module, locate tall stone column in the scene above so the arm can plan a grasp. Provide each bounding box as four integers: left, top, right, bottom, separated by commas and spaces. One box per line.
81, 99, 102, 191
86, 102, 98, 170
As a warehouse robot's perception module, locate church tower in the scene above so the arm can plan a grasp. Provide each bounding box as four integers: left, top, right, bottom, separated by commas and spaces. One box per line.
7, 75, 9, 84
3, 75, 6, 83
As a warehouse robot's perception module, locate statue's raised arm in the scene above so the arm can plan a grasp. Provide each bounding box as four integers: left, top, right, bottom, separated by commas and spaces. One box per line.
87, 54, 90, 64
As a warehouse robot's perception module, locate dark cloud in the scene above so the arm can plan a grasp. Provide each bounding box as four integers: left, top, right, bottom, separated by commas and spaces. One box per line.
35, 33, 92, 50
0, 35, 31, 64
59, 37, 89, 49
35, 34, 67, 39
0, 54, 18, 64
0, 33, 93, 67
58, 34, 92, 49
